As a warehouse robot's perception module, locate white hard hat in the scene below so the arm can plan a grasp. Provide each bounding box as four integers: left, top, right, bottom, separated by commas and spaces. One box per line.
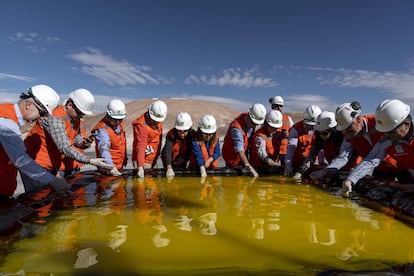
303, 105, 322, 126
335, 101, 362, 131
175, 112, 193, 131
314, 111, 337, 131
28, 84, 60, 114
269, 96, 284, 106
266, 110, 283, 128
69, 88, 95, 115
107, 99, 126, 119
199, 114, 217, 134
149, 100, 167, 122
375, 99, 411, 132
248, 103, 266, 125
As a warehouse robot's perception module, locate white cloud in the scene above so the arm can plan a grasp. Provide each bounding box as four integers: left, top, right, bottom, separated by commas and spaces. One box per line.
0, 73, 34, 82
8, 32, 61, 53
184, 68, 278, 89
68, 48, 170, 86
274, 65, 414, 110
284, 94, 338, 113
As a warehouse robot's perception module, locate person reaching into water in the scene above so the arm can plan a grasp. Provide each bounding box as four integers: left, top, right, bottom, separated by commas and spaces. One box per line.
310, 101, 397, 187
222, 103, 266, 177
293, 111, 354, 182
92, 99, 128, 176
283, 105, 322, 176
0, 84, 69, 200
188, 115, 221, 178
132, 100, 168, 178
162, 112, 196, 179
341, 99, 414, 197
250, 110, 284, 171
24, 88, 113, 178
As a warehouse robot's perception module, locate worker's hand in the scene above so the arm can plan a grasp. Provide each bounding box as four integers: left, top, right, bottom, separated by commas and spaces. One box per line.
145, 145, 154, 156
245, 164, 259, 178
166, 168, 175, 179
199, 166, 207, 177
89, 158, 113, 170
137, 166, 145, 178
341, 179, 353, 198
110, 167, 122, 176
309, 169, 327, 180
265, 157, 278, 167
49, 177, 70, 192
292, 172, 302, 183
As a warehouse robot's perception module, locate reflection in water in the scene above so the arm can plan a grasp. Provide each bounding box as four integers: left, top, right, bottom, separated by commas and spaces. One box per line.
74, 247, 98, 269
199, 212, 217, 236
246, 218, 265, 239
173, 215, 193, 231
2, 175, 414, 275
107, 225, 128, 251
152, 224, 170, 247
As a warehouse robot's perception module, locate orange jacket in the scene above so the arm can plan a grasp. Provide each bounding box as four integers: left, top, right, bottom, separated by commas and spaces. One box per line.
250, 127, 281, 168
0, 104, 20, 196
92, 119, 127, 170
132, 112, 163, 167
222, 113, 250, 168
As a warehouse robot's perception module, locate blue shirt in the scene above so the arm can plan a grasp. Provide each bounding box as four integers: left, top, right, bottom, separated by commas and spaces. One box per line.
192, 139, 221, 167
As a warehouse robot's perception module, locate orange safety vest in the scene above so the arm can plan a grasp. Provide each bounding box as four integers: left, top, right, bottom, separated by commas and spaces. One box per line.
290, 120, 314, 168
56, 106, 87, 171
250, 127, 280, 168
0, 103, 20, 196
347, 115, 397, 170
167, 128, 191, 161
25, 105, 86, 171
132, 113, 163, 166
92, 119, 127, 170
384, 138, 414, 170
274, 114, 291, 155
188, 133, 219, 169
222, 113, 250, 168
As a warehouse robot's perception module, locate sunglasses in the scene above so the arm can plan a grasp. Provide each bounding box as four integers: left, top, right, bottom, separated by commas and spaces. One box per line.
272, 104, 283, 108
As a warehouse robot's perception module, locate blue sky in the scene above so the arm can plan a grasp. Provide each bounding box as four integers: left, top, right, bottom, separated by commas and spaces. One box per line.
1, 0, 414, 114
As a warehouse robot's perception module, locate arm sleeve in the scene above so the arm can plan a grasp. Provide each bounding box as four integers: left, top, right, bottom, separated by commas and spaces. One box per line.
0, 119, 54, 185
132, 123, 148, 166
347, 140, 387, 184
285, 127, 299, 166
95, 128, 114, 166
230, 127, 245, 153
192, 141, 205, 167
42, 116, 89, 163
255, 135, 268, 161
212, 139, 221, 160
162, 136, 174, 166
326, 139, 353, 170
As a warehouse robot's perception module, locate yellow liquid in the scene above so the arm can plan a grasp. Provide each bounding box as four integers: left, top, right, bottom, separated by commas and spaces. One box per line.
1, 174, 413, 275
